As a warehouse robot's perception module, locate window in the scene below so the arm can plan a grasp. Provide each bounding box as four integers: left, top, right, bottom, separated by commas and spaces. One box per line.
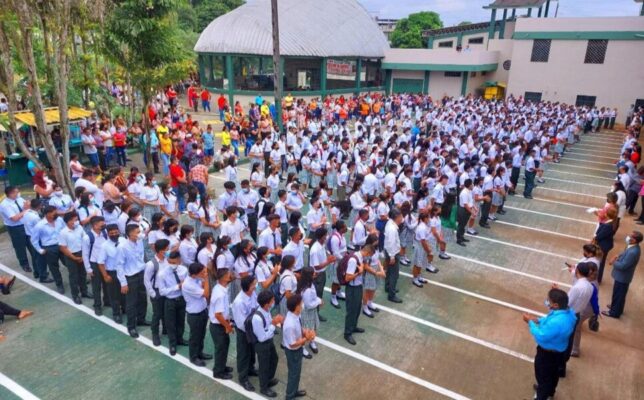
233, 56, 274, 91
283, 58, 321, 91
201, 55, 226, 89
444, 71, 461, 77
470, 71, 477, 77
438, 40, 453, 48
468, 37, 484, 44
362, 59, 382, 87
576, 95, 597, 108
524, 92, 542, 103
584, 40, 608, 64
530, 39, 551, 62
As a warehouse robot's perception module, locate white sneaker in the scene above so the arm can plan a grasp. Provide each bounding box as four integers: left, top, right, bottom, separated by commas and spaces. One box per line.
426, 264, 439, 273
489, 216, 497, 221
337, 291, 346, 300
466, 229, 478, 235
418, 277, 429, 283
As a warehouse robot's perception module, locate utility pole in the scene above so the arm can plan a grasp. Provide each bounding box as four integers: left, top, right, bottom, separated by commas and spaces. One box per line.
271, 0, 283, 132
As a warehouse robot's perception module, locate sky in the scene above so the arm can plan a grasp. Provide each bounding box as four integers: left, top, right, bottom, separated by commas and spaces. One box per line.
359, 0, 643, 26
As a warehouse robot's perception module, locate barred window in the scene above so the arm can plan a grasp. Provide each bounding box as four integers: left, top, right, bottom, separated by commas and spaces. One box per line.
576, 95, 597, 108
438, 40, 453, 48
468, 37, 484, 44
584, 40, 607, 64
524, 92, 542, 103
530, 39, 551, 62
444, 71, 461, 77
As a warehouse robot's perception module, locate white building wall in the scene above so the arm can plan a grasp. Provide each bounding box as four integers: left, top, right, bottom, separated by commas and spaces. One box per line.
506, 38, 644, 116
465, 71, 488, 97
428, 71, 463, 98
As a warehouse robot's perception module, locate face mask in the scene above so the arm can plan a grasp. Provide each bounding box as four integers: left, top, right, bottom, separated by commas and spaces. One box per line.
625, 235, 631, 244
16, 191, 21, 198
152, 180, 158, 186
134, 216, 141, 222
54, 190, 63, 197
544, 299, 551, 309
243, 188, 250, 194
109, 235, 120, 243
74, 221, 80, 228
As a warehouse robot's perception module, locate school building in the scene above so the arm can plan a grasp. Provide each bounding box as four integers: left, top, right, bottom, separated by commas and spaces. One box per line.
383, 0, 644, 115
194, 0, 644, 115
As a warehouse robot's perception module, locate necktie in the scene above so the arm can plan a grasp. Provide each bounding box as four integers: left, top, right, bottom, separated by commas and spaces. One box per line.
172, 269, 181, 285
15, 200, 22, 212
273, 232, 277, 248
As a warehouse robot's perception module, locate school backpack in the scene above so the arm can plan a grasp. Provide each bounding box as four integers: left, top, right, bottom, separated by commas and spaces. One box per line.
336, 252, 358, 286
243, 307, 267, 344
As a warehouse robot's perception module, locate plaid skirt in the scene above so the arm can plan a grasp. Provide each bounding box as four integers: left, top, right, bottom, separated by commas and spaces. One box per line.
412, 239, 432, 269
326, 172, 337, 188
327, 262, 340, 285
364, 269, 381, 291
143, 205, 159, 223
400, 227, 414, 248
280, 295, 289, 317
229, 278, 240, 303
301, 307, 319, 331
299, 170, 310, 186
492, 192, 503, 206
310, 174, 321, 189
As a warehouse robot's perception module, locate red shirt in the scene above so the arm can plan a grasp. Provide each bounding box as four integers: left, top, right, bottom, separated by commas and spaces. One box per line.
169, 164, 185, 188
200, 89, 210, 101
631, 152, 640, 164
218, 96, 226, 110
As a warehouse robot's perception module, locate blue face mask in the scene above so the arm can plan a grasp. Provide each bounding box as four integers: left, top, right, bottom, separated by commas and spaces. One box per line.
544, 299, 551, 309
164, 251, 170, 259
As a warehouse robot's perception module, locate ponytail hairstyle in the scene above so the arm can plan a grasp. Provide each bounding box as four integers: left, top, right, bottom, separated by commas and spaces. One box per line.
150, 212, 165, 231
195, 232, 214, 262
213, 235, 232, 265
279, 254, 295, 275
253, 246, 269, 274
179, 224, 194, 241
296, 266, 314, 294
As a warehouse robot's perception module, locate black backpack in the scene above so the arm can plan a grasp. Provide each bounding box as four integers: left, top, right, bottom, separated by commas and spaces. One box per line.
244, 307, 267, 344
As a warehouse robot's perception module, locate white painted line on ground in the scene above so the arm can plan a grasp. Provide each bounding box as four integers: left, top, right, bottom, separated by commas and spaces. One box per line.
536, 177, 609, 189
0, 372, 40, 400
551, 163, 616, 174
0, 264, 265, 400
548, 169, 616, 181
557, 157, 615, 166
503, 206, 596, 225
492, 220, 589, 241
516, 183, 605, 199
444, 253, 571, 288
507, 197, 591, 209
565, 152, 616, 160
316, 338, 472, 400
395, 270, 546, 316
465, 234, 577, 260
322, 286, 534, 363
1, 264, 471, 400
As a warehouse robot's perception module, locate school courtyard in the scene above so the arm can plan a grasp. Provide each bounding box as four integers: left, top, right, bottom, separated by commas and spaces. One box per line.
0, 129, 642, 400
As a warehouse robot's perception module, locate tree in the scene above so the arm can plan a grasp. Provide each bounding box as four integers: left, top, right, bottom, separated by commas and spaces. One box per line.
194, 0, 244, 32
390, 11, 443, 48
104, 0, 194, 172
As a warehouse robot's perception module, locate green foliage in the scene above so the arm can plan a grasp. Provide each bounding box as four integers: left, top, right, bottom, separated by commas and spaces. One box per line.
390, 11, 443, 48
104, 0, 194, 102
194, 0, 244, 32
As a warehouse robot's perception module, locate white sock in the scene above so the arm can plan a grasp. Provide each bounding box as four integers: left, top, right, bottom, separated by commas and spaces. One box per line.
368, 300, 374, 307
332, 294, 337, 302
363, 305, 371, 313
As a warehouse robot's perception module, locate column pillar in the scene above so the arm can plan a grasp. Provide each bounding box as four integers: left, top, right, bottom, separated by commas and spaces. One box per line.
538, 6, 543, 17
423, 70, 430, 95
384, 69, 392, 95
460, 72, 469, 96
320, 58, 327, 97
511, 8, 516, 18
225, 55, 234, 108
355, 58, 362, 93
198, 55, 206, 85
500, 9, 508, 39
527, 8, 532, 17
428, 37, 434, 49
457, 32, 463, 47
488, 9, 497, 39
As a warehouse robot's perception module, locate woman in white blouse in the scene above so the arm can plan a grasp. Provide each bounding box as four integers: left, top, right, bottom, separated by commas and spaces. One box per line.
196, 232, 216, 269
178, 225, 198, 266
140, 172, 160, 222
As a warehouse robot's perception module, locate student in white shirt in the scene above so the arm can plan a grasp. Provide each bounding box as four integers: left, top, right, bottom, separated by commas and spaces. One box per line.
296, 267, 322, 357
178, 225, 198, 266
220, 206, 245, 249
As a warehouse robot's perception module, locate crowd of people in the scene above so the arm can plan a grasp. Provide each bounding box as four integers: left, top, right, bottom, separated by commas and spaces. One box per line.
1, 91, 643, 399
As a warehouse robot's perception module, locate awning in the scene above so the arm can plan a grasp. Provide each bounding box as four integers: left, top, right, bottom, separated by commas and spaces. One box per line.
2, 106, 93, 128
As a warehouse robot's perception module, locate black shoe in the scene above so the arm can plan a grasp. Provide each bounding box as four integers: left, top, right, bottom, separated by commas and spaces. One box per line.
199, 353, 213, 360
214, 372, 233, 380
162, 328, 168, 335
438, 253, 451, 260
462, 238, 470, 242
353, 327, 365, 333
137, 320, 151, 327
330, 300, 341, 309
524, 195, 533, 199
241, 380, 255, 392
294, 390, 307, 398
457, 241, 466, 247
177, 339, 189, 346
2, 276, 16, 294
248, 369, 259, 377
73, 296, 82, 304
268, 378, 279, 388
497, 210, 506, 215
191, 358, 206, 367
39, 278, 55, 284
260, 388, 277, 398
303, 351, 312, 360
344, 334, 356, 345
152, 335, 161, 346
309, 343, 318, 354
362, 310, 374, 318
318, 314, 327, 322
56, 285, 65, 294
601, 310, 618, 318
94, 308, 103, 316
169, 346, 177, 356
114, 315, 123, 324
21, 265, 32, 273
225, 366, 233, 373
82, 292, 93, 299
388, 296, 403, 304
479, 223, 491, 229
128, 329, 139, 338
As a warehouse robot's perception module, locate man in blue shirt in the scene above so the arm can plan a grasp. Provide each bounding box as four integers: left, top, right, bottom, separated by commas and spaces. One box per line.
523, 288, 577, 400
